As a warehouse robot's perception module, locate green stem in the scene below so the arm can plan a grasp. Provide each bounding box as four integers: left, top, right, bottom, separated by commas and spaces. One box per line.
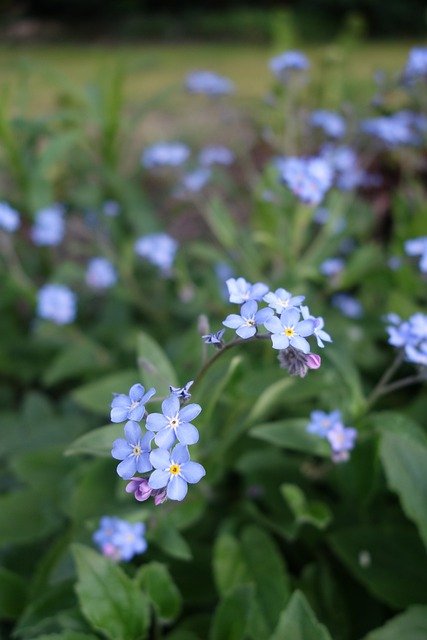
366, 351, 405, 409
374, 374, 425, 398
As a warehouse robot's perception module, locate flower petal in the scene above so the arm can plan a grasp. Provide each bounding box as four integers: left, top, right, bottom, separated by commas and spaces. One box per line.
135, 452, 153, 473
124, 420, 142, 444
162, 395, 180, 418
111, 394, 129, 408
181, 461, 206, 484
290, 335, 310, 353
255, 307, 274, 324
280, 307, 300, 326
264, 316, 283, 333
111, 438, 132, 460
150, 447, 171, 469
296, 319, 315, 337
241, 299, 257, 317
271, 334, 289, 350
110, 406, 129, 423
167, 475, 188, 501
146, 412, 168, 432
171, 444, 190, 464
176, 422, 199, 445
129, 383, 145, 402
223, 314, 243, 329
129, 404, 145, 422
148, 469, 170, 489
116, 456, 137, 479
154, 427, 176, 449
236, 324, 256, 339
179, 403, 201, 422
141, 387, 156, 404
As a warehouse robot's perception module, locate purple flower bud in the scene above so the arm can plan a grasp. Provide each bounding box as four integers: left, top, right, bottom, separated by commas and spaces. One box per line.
125, 477, 153, 502
153, 489, 168, 505
306, 353, 322, 369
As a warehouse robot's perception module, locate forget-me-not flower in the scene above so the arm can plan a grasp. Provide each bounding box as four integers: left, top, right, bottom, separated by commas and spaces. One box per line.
134, 232, 178, 275
146, 394, 201, 449
37, 284, 76, 325
110, 383, 156, 423
226, 277, 269, 304
102, 200, 120, 217
223, 299, 274, 339
85, 257, 117, 290
31, 204, 65, 246
169, 380, 194, 401
202, 328, 225, 346
263, 288, 305, 313
111, 420, 153, 479
185, 70, 234, 96
181, 167, 211, 193
405, 236, 427, 273
403, 47, 427, 81
306, 410, 342, 437
93, 516, 147, 561
320, 257, 345, 277
141, 142, 190, 169
327, 423, 358, 463
269, 50, 310, 80
264, 307, 315, 353
0, 202, 20, 232
386, 312, 427, 367
301, 306, 332, 348
199, 145, 235, 166
310, 110, 346, 139
331, 293, 363, 318
149, 444, 206, 501
279, 156, 333, 206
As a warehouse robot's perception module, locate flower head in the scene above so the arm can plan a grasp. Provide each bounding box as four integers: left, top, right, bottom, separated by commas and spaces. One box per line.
331, 293, 363, 319
264, 307, 315, 353
386, 312, 427, 367
403, 47, 427, 81
202, 329, 225, 347
134, 232, 178, 275
226, 277, 269, 304
111, 420, 153, 479
110, 383, 156, 423
169, 380, 194, 401
85, 257, 117, 290
199, 145, 235, 166
149, 444, 206, 501
146, 394, 201, 449
279, 157, 333, 206
223, 299, 274, 339
102, 200, 121, 217
93, 516, 147, 561
301, 306, 332, 348
306, 410, 342, 437
31, 204, 65, 246
0, 202, 20, 232
180, 167, 211, 193
263, 288, 305, 313
185, 70, 234, 96
269, 50, 310, 80
278, 347, 321, 377
320, 257, 345, 277
326, 423, 358, 463
310, 110, 346, 139
37, 284, 76, 325
141, 142, 190, 169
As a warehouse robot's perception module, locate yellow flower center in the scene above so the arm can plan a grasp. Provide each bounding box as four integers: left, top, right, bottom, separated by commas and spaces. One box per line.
133, 444, 141, 456
284, 327, 295, 337
169, 463, 181, 476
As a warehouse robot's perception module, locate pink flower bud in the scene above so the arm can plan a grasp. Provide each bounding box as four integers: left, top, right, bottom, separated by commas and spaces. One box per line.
306, 353, 321, 369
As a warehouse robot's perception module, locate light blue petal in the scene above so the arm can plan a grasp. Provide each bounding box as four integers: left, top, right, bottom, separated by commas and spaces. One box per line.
124, 420, 142, 444
250, 282, 269, 299
141, 430, 154, 450
110, 406, 129, 423
236, 324, 256, 339
241, 299, 257, 317
146, 412, 168, 431
162, 395, 180, 418
136, 452, 152, 473
111, 394, 129, 408
129, 404, 145, 422
129, 383, 145, 402
255, 307, 274, 324
290, 335, 310, 353
176, 423, 199, 445
271, 334, 289, 350
296, 319, 315, 337
148, 469, 170, 489
117, 456, 137, 479
111, 439, 132, 460
181, 461, 206, 484
141, 387, 156, 404
171, 444, 190, 464
179, 403, 201, 422
264, 316, 283, 333
280, 307, 300, 326
167, 476, 188, 501
149, 447, 171, 469
154, 428, 176, 449
223, 314, 243, 329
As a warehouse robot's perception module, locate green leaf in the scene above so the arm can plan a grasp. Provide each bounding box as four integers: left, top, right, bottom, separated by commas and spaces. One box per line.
269, 590, 333, 640
369, 411, 427, 445
73, 544, 150, 640
380, 430, 427, 549
204, 198, 238, 249
72, 370, 139, 415
27, 634, 97, 640
136, 562, 182, 623
324, 346, 365, 414
65, 424, 123, 457
0, 490, 60, 546
44, 340, 111, 386
250, 419, 330, 457
363, 606, 427, 640
213, 533, 251, 597
0, 567, 28, 619
240, 526, 291, 634
210, 585, 254, 640
280, 484, 332, 530
329, 525, 427, 608
245, 377, 296, 425
137, 331, 178, 398
150, 520, 192, 561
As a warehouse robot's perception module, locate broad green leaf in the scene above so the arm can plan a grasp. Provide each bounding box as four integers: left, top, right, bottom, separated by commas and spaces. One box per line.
250, 419, 330, 457
380, 430, 427, 548
0, 490, 60, 546
213, 533, 251, 597
0, 567, 27, 619
44, 340, 111, 386
136, 562, 182, 623
72, 370, 138, 415
65, 424, 123, 457
210, 585, 254, 640
65, 459, 118, 523
204, 198, 237, 249
240, 526, 291, 634
137, 331, 178, 398
270, 590, 333, 640
73, 544, 150, 640
329, 525, 427, 608
363, 606, 427, 640
28, 634, 97, 640
280, 484, 332, 530
370, 411, 427, 445
245, 377, 296, 425
324, 346, 365, 414
150, 520, 192, 561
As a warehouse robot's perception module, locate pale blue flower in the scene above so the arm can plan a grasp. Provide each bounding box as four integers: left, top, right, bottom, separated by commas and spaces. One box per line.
331, 293, 363, 318
264, 307, 315, 353
223, 299, 274, 339
320, 144, 363, 191
110, 383, 156, 423
326, 423, 357, 463
263, 288, 305, 313
310, 110, 346, 139
199, 145, 235, 166
103, 200, 120, 217
386, 312, 427, 367
202, 329, 225, 346
149, 444, 206, 501
226, 277, 269, 304
37, 284, 76, 324
31, 204, 65, 246
93, 516, 147, 561
146, 394, 201, 449
141, 142, 190, 168
0, 202, 20, 232
269, 50, 310, 79
320, 257, 345, 277
181, 167, 211, 193
279, 156, 333, 206
404, 47, 427, 80
135, 232, 178, 274
185, 70, 234, 96
111, 420, 153, 479
301, 306, 332, 348
405, 236, 427, 273
85, 257, 117, 290
361, 114, 417, 147
306, 410, 342, 437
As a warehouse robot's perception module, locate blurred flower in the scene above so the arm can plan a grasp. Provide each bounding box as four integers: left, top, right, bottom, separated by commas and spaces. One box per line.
149, 444, 206, 501
110, 383, 156, 423
185, 70, 234, 96
37, 284, 76, 324
146, 394, 201, 449
326, 422, 358, 463
134, 232, 178, 275
93, 516, 147, 561
320, 257, 345, 277
223, 299, 274, 339
141, 142, 190, 168
226, 277, 269, 304
85, 257, 117, 290
386, 312, 427, 366
199, 145, 235, 166
310, 110, 346, 138
111, 421, 153, 479
307, 409, 342, 437
202, 328, 225, 347
361, 112, 419, 147
31, 204, 65, 246
169, 380, 194, 401
102, 200, 120, 217
263, 288, 305, 313
279, 156, 333, 206
405, 236, 427, 273
181, 167, 211, 193
331, 293, 363, 318
403, 46, 427, 81
0, 202, 20, 232
269, 50, 310, 80
264, 308, 315, 353
320, 144, 363, 191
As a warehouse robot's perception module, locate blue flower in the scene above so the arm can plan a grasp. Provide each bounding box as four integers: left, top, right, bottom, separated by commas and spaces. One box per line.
199, 145, 235, 166
326, 423, 357, 463
226, 277, 269, 304
169, 380, 194, 401
264, 307, 315, 353
306, 410, 342, 437
0, 202, 20, 232
386, 312, 427, 367
102, 200, 120, 217
279, 157, 333, 206
93, 516, 147, 561
111, 420, 153, 479
331, 293, 363, 319
185, 70, 234, 96
146, 394, 201, 449
320, 144, 363, 191
269, 50, 310, 80
263, 288, 305, 313
31, 204, 65, 246
141, 142, 190, 169
320, 257, 345, 277
110, 384, 156, 423
37, 284, 77, 325
403, 47, 427, 81
405, 236, 427, 273
180, 167, 211, 193
202, 329, 225, 346
223, 299, 274, 339
149, 444, 206, 501
301, 306, 332, 348
310, 110, 346, 139
361, 113, 418, 147
85, 257, 117, 290
134, 232, 178, 275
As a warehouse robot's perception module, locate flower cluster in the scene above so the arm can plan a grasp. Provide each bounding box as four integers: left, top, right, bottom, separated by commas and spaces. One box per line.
269, 50, 310, 80
310, 110, 346, 139
386, 312, 427, 367
111, 383, 206, 502
93, 516, 147, 561
278, 156, 334, 206
361, 111, 425, 147
185, 70, 234, 96
307, 410, 357, 463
